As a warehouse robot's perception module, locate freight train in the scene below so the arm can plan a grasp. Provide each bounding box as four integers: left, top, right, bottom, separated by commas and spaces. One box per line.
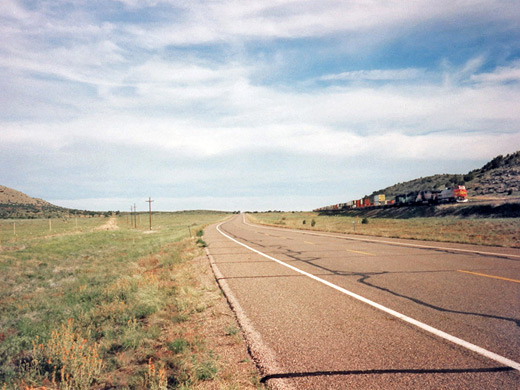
315, 185, 468, 212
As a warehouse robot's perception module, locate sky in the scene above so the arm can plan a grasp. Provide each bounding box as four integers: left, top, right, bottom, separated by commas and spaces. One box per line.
1, 0, 520, 212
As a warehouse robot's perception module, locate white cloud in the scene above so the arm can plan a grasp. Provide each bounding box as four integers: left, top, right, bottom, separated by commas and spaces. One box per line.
3, 111, 519, 162
320, 68, 426, 81
114, 0, 520, 48
471, 62, 520, 84
2, 46, 520, 159
2, 0, 520, 211
0, 0, 32, 21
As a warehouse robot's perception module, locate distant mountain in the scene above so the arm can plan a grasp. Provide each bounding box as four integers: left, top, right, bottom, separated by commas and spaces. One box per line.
0, 185, 104, 219
371, 151, 520, 199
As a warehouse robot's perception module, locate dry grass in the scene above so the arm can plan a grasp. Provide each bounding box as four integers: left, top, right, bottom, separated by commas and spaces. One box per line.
0, 212, 263, 389
248, 212, 520, 248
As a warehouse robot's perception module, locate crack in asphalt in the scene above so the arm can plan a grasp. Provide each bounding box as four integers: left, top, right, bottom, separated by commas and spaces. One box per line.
220, 226, 520, 328
260, 366, 515, 383
286, 246, 520, 328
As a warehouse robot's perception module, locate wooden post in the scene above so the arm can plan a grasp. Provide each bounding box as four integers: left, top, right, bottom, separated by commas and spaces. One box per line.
146, 197, 154, 230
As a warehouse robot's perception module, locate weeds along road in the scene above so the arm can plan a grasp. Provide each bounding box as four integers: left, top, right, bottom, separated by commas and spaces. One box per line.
204, 214, 520, 390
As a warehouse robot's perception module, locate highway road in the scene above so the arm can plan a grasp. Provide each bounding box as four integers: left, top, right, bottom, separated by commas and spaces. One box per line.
204, 214, 520, 389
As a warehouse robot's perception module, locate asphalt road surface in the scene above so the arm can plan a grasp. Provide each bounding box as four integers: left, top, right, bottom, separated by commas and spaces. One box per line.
204, 214, 520, 389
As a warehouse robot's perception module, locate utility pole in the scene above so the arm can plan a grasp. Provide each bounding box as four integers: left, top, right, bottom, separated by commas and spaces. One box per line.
133, 203, 137, 228
146, 197, 154, 230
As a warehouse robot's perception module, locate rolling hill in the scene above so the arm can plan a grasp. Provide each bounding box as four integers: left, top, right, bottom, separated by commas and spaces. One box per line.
0, 185, 52, 207
315, 151, 520, 218
0, 186, 104, 219
370, 151, 520, 199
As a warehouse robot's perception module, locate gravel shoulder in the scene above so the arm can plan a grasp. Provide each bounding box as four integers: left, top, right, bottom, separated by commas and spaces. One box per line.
190, 246, 265, 389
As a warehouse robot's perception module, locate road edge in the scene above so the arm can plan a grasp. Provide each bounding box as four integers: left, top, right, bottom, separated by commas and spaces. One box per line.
204, 228, 297, 390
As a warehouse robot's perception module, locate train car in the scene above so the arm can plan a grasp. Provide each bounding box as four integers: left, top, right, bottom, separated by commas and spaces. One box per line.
373, 194, 386, 206
316, 184, 468, 213
416, 190, 434, 204
395, 194, 407, 205
438, 185, 468, 203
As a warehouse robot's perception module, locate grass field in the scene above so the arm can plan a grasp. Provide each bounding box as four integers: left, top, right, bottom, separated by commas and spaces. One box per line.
248, 212, 520, 248
0, 212, 261, 390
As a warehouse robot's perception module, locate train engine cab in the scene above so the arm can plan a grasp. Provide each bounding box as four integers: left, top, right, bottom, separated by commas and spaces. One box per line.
438, 185, 468, 203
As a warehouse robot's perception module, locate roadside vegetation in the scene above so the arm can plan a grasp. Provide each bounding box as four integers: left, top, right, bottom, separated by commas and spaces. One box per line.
0, 212, 262, 389
248, 212, 520, 248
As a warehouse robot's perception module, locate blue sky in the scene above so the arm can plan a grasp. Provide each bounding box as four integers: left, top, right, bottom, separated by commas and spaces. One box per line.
1, 1, 520, 212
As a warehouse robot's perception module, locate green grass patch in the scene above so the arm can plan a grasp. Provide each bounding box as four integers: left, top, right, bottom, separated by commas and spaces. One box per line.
0, 212, 230, 389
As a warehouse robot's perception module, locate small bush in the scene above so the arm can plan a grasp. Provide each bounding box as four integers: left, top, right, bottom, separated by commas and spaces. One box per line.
196, 230, 204, 237
196, 359, 217, 381
311, 219, 316, 227
361, 218, 369, 224
196, 238, 207, 248
225, 326, 239, 336
302, 220, 306, 225
121, 317, 144, 350
24, 319, 103, 390
168, 338, 189, 354
146, 359, 167, 390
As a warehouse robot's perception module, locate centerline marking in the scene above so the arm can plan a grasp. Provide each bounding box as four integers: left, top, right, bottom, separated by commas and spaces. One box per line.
458, 270, 520, 284
217, 219, 520, 372
347, 249, 376, 256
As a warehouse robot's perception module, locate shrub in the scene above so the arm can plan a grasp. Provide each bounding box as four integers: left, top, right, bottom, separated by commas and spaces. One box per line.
168, 338, 189, 354
463, 172, 475, 182
311, 219, 316, 227
361, 218, 369, 224
146, 359, 167, 390
225, 326, 239, 336
195, 359, 217, 381
24, 319, 103, 390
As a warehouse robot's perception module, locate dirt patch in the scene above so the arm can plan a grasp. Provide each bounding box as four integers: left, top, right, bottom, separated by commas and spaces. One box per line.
94, 216, 119, 231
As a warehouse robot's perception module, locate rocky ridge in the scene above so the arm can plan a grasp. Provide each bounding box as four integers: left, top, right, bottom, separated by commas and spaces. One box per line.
371, 151, 520, 199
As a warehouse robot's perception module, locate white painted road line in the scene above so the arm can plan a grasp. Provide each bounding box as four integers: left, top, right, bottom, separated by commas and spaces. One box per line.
242, 214, 520, 259
217, 221, 520, 372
